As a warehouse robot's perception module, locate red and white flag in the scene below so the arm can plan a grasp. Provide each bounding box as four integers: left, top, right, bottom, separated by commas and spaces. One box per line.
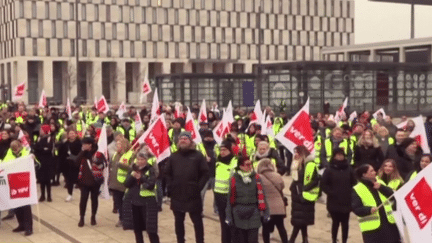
185, 108, 202, 144
135, 111, 143, 133
66, 98, 72, 120
135, 115, 170, 163
372, 108, 386, 120
409, 115, 430, 154
116, 101, 127, 118
275, 98, 314, 154
213, 101, 234, 144
174, 103, 182, 119
38, 90, 47, 108
198, 99, 207, 123
393, 163, 432, 243
12, 83, 26, 101
263, 115, 274, 136
18, 130, 31, 150
334, 97, 348, 123
96, 124, 110, 200
97, 96, 109, 114
150, 88, 161, 123
142, 70, 152, 95
0, 156, 38, 211
348, 111, 358, 122
250, 100, 263, 125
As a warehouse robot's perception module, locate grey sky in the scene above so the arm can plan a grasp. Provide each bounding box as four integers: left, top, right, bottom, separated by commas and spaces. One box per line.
355, 0, 432, 44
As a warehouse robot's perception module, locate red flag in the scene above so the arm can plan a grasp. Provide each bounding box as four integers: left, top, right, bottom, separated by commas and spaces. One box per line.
38, 90, 47, 108
198, 99, 207, 123
142, 78, 151, 95
275, 98, 314, 153
97, 96, 109, 113
13, 83, 26, 100
18, 130, 31, 150
404, 178, 432, 229
408, 115, 430, 154
135, 115, 170, 163
185, 108, 202, 144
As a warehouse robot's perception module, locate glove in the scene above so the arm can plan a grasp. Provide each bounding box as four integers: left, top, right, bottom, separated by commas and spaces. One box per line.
225, 219, 233, 226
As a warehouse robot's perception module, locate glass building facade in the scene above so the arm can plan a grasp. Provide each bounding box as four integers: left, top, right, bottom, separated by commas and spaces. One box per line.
155, 61, 432, 116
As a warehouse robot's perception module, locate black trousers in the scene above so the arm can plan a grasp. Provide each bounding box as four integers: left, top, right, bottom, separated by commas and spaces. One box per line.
111, 190, 125, 221
173, 211, 204, 243
79, 184, 101, 217
214, 192, 231, 243
132, 205, 160, 243
65, 168, 79, 195
15, 205, 32, 232
262, 215, 289, 243
40, 181, 51, 199
290, 226, 308, 243
329, 211, 350, 243
232, 228, 259, 243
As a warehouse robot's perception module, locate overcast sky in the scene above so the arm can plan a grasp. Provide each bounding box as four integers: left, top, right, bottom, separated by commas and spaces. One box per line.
355, 0, 432, 44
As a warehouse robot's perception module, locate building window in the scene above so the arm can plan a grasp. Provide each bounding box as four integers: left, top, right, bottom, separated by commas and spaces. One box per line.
241, 29, 245, 43
56, 3, 62, 19
32, 1, 37, 18
164, 9, 168, 24
20, 38, 25, 55
275, 16, 278, 29
186, 43, 190, 58
196, 11, 200, 25
222, 28, 225, 42
201, 27, 205, 42
64, 22, 68, 38
347, 1, 351, 18
101, 23, 105, 39
119, 41, 123, 57
175, 9, 179, 24
148, 25, 152, 40
19, 0, 24, 18
180, 26, 184, 41
69, 3, 74, 20
131, 7, 135, 22
207, 43, 211, 58
201, 0, 205, 9
331, 0, 334, 16
266, 14, 269, 29
58, 39, 62, 56
107, 40, 111, 57
131, 41, 135, 57
82, 4, 86, 21
142, 42, 146, 57
153, 42, 157, 58
142, 7, 146, 23
196, 44, 200, 58
175, 43, 179, 58
232, 29, 236, 43
207, 11, 211, 26
237, 44, 240, 59
170, 26, 174, 41
82, 40, 87, 56
153, 8, 157, 23
70, 40, 75, 56
136, 24, 141, 40
158, 25, 162, 41
165, 42, 169, 58
113, 23, 117, 39
39, 20, 43, 37
217, 44, 220, 59
119, 6, 123, 22
125, 24, 129, 39
95, 5, 99, 21
107, 6, 111, 22
221, 0, 225, 10
228, 44, 231, 59
26, 20, 31, 37
45, 2, 50, 19
95, 40, 100, 57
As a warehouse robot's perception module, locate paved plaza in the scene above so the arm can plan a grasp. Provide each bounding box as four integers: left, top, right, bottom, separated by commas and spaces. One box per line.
1, 176, 364, 243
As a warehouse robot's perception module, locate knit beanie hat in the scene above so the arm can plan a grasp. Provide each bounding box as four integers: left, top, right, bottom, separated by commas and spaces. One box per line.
220, 140, 232, 152
179, 131, 192, 140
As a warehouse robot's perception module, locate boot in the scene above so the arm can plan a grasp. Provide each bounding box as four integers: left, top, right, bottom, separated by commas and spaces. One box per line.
91, 215, 96, 226
78, 217, 84, 227
39, 196, 45, 202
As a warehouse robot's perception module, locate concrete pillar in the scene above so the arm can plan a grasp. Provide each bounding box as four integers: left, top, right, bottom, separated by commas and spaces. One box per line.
42, 61, 54, 97
15, 60, 28, 103
92, 61, 103, 99
184, 62, 193, 73
162, 61, 171, 74
244, 63, 253, 73
399, 47, 406, 63
225, 63, 233, 73
369, 49, 376, 62
115, 61, 126, 104
344, 52, 350, 62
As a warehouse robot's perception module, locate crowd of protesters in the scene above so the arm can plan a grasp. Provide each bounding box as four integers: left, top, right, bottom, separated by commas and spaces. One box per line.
0, 100, 430, 243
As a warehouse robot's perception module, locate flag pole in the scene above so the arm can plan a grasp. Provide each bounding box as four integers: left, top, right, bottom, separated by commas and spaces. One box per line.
376, 194, 395, 210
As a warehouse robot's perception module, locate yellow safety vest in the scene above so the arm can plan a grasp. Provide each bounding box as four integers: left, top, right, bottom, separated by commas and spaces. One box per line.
324, 138, 348, 163
251, 156, 276, 170
196, 143, 207, 157
302, 161, 320, 202
377, 178, 402, 191
3, 148, 31, 162
139, 157, 157, 197
117, 150, 135, 183
353, 182, 395, 232
314, 135, 323, 164
168, 128, 185, 153
214, 157, 238, 194
116, 126, 136, 142
409, 171, 418, 181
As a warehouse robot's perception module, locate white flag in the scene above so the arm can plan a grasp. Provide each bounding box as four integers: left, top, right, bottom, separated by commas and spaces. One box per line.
116, 102, 127, 119
334, 97, 348, 123
348, 111, 358, 122
0, 156, 38, 211
97, 124, 110, 200
250, 100, 263, 125
409, 115, 430, 154
12, 83, 26, 101
198, 99, 208, 123
185, 108, 202, 144
394, 163, 432, 243
372, 108, 386, 120
135, 111, 143, 133
150, 88, 160, 123
38, 90, 47, 108
140, 69, 152, 103
66, 98, 72, 120
18, 130, 31, 150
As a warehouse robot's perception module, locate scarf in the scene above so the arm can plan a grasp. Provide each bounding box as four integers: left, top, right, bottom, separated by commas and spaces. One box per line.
291, 158, 303, 181
230, 173, 266, 212
254, 149, 270, 160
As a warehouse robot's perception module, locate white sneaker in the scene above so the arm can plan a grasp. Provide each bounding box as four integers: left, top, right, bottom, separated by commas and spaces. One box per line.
65, 195, 73, 202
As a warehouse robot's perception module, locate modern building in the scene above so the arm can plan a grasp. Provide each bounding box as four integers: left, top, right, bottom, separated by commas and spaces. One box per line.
0, 0, 354, 104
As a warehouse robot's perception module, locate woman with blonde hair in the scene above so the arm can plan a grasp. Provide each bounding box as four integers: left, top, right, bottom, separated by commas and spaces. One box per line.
354, 129, 384, 170
376, 159, 404, 191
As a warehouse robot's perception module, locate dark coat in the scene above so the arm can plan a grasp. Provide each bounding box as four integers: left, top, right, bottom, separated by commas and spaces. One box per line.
75, 148, 104, 187
352, 179, 400, 243
290, 163, 316, 227
34, 136, 55, 182
386, 144, 422, 179
0, 138, 11, 160
122, 164, 158, 233
321, 159, 356, 213
165, 147, 209, 213
58, 139, 82, 182
354, 145, 384, 171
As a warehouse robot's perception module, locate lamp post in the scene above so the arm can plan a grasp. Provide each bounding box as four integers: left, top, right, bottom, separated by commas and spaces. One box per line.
75, 0, 80, 101
256, 3, 263, 101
